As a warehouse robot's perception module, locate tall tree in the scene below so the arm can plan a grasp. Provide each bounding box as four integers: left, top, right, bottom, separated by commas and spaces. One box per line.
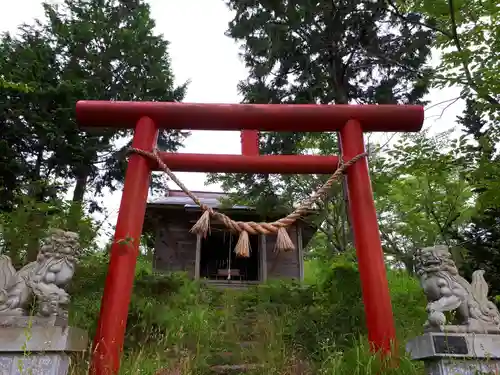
208, 0, 434, 253
455, 99, 500, 294
372, 130, 475, 272
394, 0, 500, 288
40, 0, 188, 207
460, 206, 500, 296
0, 0, 188, 210
0, 0, 188, 258
388, 0, 499, 116
0, 29, 68, 212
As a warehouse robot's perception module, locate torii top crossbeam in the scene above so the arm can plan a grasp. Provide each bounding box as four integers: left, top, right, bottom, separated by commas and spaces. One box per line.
76, 100, 424, 375
76, 100, 423, 132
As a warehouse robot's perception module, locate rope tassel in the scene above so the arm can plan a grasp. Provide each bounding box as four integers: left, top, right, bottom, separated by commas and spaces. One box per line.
235, 230, 251, 257
275, 227, 295, 252
127, 147, 366, 261
190, 210, 211, 238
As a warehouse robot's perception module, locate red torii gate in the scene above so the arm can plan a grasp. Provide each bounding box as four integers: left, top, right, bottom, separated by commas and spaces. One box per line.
76, 101, 424, 375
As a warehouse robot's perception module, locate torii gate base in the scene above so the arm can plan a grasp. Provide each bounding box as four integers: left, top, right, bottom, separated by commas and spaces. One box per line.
76, 101, 424, 375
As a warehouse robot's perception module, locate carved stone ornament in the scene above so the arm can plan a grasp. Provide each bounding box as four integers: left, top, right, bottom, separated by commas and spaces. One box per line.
415, 245, 500, 334
0, 229, 79, 318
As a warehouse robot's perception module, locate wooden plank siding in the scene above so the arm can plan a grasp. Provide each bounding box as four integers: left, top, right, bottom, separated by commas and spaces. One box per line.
153, 222, 197, 278
152, 218, 304, 281
265, 224, 301, 280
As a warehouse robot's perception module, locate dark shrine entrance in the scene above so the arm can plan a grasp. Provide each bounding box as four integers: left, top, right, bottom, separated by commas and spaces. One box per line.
200, 228, 260, 282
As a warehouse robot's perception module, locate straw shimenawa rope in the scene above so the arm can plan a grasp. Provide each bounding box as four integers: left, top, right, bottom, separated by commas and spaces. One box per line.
129, 148, 367, 258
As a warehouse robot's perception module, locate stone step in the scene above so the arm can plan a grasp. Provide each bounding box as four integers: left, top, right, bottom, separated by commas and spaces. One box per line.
213, 306, 258, 314
213, 313, 259, 324
215, 340, 256, 351
209, 364, 263, 374
205, 281, 255, 290
210, 341, 258, 365
212, 307, 259, 323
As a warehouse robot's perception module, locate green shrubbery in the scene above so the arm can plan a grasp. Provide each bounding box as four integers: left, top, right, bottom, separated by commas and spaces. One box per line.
0, 202, 428, 373
67, 251, 427, 374
0, 197, 97, 266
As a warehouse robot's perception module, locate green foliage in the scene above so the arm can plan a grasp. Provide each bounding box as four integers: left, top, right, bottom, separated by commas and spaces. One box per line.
0, 77, 33, 92
3, 0, 495, 373
453, 98, 500, 290
382, 0, 500, 293
390, 0, 500, 256
0, 30, 67, 211
68, 252, 426, 374
372, 130, 475, 271
0, 0, 188, 213
460, 208, 500, 296
387, 270, 427, 339
0, 196, 97, 264
391, 0, 499, 117
388, 2, 499, 282
0, 194, 426, 374
236, 261, 365, 358
226, 0, 433, 106
208, 0, 435, 256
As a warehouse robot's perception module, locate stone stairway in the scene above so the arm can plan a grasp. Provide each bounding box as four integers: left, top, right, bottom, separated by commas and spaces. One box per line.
203, 280, 257, 291
208, 341, 263, 374
209, 363, 262, 374
207, 305, 262, 374
156, 341, 262, 375
156, 305, 263, 374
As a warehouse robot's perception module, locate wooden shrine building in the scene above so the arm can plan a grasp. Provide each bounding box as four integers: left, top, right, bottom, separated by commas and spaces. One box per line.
144, 190, 317, 287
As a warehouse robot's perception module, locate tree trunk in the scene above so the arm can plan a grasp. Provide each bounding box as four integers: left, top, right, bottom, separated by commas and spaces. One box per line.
334, 95, 353, 251
72, 168, 89, 203
26, 233, 40, 262
402, 256, 416, 276
68, 167, 91, 231
336, 135, 353, 251
26, 148, 44, 262
6, 241, 22, 267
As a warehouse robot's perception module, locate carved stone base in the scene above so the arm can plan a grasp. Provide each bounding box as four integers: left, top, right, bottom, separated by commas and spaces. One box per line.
424, 323, 500, 335
0, 353, 70, 375
0, 315, 68, 328
424, 359, 500, 375
0, 320, 87, 375
407, 332, 500, 375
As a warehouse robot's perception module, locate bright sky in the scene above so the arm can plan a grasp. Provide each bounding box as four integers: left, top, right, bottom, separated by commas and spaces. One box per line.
1, 0, 465, 242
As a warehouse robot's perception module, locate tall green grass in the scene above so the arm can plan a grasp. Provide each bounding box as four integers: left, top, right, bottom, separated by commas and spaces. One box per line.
67, 253, 427, 374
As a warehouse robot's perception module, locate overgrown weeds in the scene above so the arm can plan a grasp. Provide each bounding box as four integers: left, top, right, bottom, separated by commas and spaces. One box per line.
67, 252, 427, 374
0, 197, 427, 373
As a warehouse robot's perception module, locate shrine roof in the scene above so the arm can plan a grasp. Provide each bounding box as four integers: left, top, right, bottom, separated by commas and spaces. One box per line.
147, 190, 252, 211
148, 197, 251, 210
144, 190, 319, 245
146, 189, 317, 223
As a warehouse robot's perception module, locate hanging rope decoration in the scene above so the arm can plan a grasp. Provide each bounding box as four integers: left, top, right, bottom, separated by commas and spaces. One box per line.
128, 147, 367, 258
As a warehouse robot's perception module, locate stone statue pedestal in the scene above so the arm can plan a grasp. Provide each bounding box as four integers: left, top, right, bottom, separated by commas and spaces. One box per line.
407, 332, 500, 375
0, 316, 88, 375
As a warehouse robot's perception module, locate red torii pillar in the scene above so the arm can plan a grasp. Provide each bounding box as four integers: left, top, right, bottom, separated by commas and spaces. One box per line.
241, 130, 259, 156
76, 101, 424, 375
